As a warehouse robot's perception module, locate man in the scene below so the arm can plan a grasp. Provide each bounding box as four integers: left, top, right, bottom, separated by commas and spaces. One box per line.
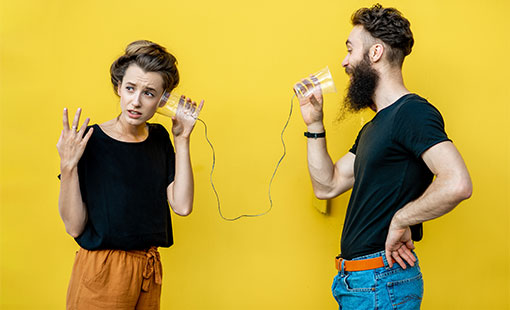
294, 4, 472, 309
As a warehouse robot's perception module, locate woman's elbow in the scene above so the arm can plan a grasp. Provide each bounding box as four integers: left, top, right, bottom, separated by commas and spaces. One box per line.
172, 203, 193, 217
66, 226, 84, 238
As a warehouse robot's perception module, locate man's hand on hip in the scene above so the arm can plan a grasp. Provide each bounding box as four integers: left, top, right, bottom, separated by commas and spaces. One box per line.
385, 223, 416, 269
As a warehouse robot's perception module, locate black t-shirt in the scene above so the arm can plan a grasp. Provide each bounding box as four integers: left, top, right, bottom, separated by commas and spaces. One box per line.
75, 123, 175, 250
341, 94, 450, 260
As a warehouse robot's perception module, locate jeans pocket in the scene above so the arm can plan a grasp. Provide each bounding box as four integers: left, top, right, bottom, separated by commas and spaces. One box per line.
386, 273, 423, 310
343, 273, 375, 292
333, 272, 376, 310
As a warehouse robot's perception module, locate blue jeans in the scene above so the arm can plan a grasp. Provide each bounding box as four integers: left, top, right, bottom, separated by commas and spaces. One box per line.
331, 250, 423, 310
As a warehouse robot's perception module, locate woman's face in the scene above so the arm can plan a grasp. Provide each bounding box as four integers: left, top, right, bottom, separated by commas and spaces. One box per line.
117, 63, 165, 127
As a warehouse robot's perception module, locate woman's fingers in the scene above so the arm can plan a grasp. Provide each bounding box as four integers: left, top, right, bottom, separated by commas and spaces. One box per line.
78, 117, 90, 138
63, 108, 70, 131
61, 108, 91, 140
190, 101, 197, 114
194, 100, 204, 118
177, 96, 185, 114
71, 108, 82, 132
82, 127, 94, 144
177, 96, 204, 120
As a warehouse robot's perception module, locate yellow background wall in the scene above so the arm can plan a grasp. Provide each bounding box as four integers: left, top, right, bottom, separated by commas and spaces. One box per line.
1, 0, 508, 309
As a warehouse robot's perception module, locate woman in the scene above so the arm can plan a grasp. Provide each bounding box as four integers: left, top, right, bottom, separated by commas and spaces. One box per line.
57, 40, 203, 309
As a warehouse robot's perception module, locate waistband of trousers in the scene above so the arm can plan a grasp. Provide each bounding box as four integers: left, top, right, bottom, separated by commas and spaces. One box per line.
79, 246, 162, 291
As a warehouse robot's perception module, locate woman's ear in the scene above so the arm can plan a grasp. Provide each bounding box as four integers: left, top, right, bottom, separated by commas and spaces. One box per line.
117, 82, 122, 96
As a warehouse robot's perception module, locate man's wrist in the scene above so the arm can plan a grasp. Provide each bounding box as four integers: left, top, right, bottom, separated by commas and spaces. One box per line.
304, 131, 326, 139
390, 210, 408, 230
307, 122, 325, 133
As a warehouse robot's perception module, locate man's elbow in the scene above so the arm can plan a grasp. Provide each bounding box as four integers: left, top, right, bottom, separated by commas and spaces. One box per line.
315, 192, 331, 200
313, 188, 337, 200
452, 177, 473, 203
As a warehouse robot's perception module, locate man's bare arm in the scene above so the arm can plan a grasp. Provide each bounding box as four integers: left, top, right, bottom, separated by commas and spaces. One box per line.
385, 141, 473, 268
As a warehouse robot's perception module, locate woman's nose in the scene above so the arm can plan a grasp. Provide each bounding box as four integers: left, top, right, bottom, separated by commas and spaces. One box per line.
133, 92, 142, 107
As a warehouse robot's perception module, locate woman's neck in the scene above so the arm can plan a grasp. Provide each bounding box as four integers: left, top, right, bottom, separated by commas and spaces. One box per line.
101, 117, 148, 142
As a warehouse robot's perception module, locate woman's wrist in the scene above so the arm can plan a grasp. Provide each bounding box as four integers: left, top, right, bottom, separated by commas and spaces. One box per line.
173, 135, 190, 147
60, 165, 78, 178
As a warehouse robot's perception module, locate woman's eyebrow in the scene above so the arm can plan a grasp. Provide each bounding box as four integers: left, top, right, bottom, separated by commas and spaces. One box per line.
125, 81, 157, 92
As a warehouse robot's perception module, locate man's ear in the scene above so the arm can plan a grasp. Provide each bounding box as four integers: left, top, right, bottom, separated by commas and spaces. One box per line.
370, 43, 384, 63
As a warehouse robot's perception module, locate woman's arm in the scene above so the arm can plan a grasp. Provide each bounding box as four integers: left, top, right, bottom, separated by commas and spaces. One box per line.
56, 108, 93, 237
167, 97, 204, 216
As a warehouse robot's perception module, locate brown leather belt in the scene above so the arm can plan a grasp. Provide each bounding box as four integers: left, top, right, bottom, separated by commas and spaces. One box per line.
335, 256, 385, 272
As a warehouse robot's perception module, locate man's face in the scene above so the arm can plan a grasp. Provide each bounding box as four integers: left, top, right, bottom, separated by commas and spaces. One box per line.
341, 26, 379, 112
342, 26, 367, 73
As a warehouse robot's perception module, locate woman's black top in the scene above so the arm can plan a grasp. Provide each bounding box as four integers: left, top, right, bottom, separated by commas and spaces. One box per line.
75, 123, 175, 250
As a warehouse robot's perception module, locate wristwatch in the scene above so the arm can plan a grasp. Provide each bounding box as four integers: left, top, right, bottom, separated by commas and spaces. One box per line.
304, 131, 326, 139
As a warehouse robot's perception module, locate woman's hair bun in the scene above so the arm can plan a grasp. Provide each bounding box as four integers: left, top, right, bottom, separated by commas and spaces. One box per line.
110, 40, 179, 95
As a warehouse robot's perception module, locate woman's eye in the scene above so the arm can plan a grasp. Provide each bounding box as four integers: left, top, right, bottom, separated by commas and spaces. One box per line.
144, 91, 154, 97
126, 86, 134, 91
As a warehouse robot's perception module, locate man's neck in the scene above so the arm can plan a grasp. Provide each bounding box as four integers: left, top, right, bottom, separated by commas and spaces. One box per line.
373, 67, 411, 112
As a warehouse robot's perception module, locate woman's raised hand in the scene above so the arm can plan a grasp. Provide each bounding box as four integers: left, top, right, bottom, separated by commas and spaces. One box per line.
171, 96, 204, 139
56, 108, 94, 170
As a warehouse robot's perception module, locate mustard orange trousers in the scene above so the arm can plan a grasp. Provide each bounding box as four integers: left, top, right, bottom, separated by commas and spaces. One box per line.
66, 247, 162, 310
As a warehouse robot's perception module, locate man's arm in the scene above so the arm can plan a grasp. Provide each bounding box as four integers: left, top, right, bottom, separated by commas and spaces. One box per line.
295, 78, 355, 199
307, 129, 355, 199
385, 141, 473, 268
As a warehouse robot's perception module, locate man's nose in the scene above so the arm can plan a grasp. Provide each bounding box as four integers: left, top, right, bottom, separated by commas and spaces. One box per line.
341, 55, 349, 68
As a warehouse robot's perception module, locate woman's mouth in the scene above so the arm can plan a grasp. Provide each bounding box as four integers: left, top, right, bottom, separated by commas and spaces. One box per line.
127, 110, 142, 119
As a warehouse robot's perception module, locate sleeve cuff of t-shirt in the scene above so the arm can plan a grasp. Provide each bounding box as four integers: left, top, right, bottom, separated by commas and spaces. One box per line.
416, 138, 452, 158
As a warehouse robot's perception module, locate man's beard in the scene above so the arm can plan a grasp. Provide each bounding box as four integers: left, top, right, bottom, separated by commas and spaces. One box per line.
342, 53, 379, 114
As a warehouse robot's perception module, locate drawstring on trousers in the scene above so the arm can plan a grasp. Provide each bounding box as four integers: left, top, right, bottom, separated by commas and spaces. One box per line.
141, 247, 162, 292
